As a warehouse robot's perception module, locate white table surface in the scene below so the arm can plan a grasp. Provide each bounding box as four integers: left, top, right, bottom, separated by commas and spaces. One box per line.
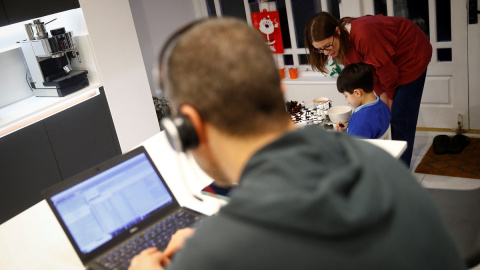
0, 83, 101, 139
0, 132, 406, 270
362, 139, 407, 159
0, 131, 223, 270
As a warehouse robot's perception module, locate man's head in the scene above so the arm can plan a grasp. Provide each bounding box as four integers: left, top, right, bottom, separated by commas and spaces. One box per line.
159, 18, 290, 137
336, 63, 374, 108
158, 18, 292, 186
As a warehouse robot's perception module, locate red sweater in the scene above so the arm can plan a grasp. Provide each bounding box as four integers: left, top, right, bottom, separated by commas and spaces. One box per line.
343, 15, 432, 99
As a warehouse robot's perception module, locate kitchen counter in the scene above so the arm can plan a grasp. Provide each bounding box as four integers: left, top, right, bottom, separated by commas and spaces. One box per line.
0, 83, 102, 139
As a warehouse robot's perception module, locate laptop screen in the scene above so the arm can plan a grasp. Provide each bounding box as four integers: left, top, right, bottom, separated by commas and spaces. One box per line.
50, 152, 173, 254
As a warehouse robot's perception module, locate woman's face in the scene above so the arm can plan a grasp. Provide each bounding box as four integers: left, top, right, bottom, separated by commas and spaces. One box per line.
311, 26, 341, 58
312, 35, 340, 58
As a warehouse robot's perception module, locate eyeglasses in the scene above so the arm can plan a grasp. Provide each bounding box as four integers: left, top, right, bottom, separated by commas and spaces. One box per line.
312, 36, 335, 53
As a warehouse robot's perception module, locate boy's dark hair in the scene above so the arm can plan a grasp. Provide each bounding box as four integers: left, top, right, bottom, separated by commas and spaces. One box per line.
336, 63, 374, 94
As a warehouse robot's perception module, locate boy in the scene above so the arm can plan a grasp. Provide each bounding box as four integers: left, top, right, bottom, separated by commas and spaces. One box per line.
335, 63, 391, 139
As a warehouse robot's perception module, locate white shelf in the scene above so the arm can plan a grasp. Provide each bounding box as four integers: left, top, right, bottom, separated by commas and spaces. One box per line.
0, 83, 102, 139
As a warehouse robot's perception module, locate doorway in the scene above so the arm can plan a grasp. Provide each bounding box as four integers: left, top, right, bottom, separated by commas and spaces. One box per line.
341, 0, 476, 130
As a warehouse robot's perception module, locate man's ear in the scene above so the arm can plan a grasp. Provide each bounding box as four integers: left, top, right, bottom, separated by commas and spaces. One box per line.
179, 104, 207, 145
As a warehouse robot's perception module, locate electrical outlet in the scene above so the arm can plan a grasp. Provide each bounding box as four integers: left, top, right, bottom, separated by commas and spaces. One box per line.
457, 114, 464, 134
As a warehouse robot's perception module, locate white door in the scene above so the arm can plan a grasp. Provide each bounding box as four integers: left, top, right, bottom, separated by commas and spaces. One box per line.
469, 0, 480, 130
341, 0, 472, 130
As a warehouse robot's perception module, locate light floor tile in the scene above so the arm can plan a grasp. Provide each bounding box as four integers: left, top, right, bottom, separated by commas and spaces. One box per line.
413, 173, 425, 183
412, 135, 432, 157
421, 174, 480, 190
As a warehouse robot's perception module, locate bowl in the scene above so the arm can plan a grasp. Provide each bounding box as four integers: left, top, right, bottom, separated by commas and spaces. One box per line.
328, 105, 353, 123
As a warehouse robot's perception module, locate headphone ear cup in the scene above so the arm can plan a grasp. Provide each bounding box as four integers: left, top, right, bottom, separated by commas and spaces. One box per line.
160, 114, 199, 152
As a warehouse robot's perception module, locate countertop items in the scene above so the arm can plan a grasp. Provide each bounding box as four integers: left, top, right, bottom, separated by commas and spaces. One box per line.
0, 83, 101, 139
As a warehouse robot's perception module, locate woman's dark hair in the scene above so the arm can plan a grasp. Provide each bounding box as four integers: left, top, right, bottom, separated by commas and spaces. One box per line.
304, 12, 352, 74
336, 63, 374, 94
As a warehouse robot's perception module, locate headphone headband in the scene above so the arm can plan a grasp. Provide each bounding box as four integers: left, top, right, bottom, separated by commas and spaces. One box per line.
158, 20, 205, 152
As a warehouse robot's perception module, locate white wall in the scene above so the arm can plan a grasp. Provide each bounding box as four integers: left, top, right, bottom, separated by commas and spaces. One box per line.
128, 0, 198, 96
0, 49, 33, 108
79, 0, 160, 153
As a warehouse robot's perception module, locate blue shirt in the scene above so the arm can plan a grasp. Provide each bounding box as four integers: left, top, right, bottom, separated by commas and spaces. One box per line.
347, 96, 391, 139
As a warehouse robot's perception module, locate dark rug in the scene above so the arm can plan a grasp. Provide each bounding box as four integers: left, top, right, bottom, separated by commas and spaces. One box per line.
415, 137, 480, 179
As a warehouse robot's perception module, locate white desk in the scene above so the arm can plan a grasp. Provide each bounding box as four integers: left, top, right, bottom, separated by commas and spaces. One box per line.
0, 132, 224, 270
0, 132, 406, 270
362, 139, 407, 159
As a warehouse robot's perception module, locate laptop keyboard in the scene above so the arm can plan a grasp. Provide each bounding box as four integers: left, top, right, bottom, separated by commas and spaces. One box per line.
96, 209, 201, 270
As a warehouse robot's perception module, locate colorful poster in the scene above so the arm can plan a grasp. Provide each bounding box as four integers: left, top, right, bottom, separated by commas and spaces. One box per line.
251, 11, 284, 54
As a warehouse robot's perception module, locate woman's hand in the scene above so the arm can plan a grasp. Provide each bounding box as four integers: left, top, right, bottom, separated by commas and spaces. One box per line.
379, 92, 393, 109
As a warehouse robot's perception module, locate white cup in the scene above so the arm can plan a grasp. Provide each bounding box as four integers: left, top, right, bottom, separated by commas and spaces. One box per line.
313, 97, 333, 111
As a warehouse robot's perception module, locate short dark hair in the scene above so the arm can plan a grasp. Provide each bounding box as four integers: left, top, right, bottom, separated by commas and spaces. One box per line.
160, 18, 290, 136
336, 63, 374, 94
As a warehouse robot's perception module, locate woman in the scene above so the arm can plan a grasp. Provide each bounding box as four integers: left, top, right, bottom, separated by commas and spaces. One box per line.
305, 12, 432, 167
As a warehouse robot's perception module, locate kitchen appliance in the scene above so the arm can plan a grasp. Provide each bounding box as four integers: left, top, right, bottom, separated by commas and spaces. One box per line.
20, 19, 89, 97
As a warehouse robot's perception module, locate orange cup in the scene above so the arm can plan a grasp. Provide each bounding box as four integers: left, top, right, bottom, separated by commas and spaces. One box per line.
278, 68, 285, 79
289, 68, 298, 79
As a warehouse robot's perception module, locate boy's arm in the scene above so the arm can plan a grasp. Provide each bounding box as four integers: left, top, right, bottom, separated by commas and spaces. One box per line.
335, 122, 347, 131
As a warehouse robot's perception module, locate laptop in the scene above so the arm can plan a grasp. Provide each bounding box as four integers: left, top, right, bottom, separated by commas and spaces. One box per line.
42, 146, 205, 270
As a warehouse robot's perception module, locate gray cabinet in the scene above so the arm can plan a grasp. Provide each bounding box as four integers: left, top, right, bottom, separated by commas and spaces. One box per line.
0, 4, 7, 27
0, 121, 63, 224
44, 87, 121, 180
0, 87, 120, 224
1, 0, 80, 26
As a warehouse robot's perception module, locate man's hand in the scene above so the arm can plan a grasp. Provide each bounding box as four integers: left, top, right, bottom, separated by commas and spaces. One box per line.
128, 228, 196, 270
129, 247, 166, 270
163, 228, 196, 264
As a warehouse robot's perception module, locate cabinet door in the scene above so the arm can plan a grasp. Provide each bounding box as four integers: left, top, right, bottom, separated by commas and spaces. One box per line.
0, 121, 63, 224
2, 0, 79, 25
0, 3, 8, 27
43, 88, 121, 180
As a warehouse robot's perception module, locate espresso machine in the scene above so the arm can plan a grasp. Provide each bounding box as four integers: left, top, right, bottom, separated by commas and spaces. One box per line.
20, 19, 89, 97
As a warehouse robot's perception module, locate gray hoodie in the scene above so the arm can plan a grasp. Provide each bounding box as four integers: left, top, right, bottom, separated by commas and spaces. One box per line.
169, 126, 465, 270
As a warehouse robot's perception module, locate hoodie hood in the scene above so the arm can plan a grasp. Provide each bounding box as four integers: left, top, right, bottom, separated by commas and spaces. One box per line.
221, 126, 402, 238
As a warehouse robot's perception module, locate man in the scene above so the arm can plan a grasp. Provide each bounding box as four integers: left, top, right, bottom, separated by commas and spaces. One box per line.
129, 18, 464, 270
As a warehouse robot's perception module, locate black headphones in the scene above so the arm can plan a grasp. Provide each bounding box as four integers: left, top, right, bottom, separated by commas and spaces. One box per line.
158, 20, 206, 152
